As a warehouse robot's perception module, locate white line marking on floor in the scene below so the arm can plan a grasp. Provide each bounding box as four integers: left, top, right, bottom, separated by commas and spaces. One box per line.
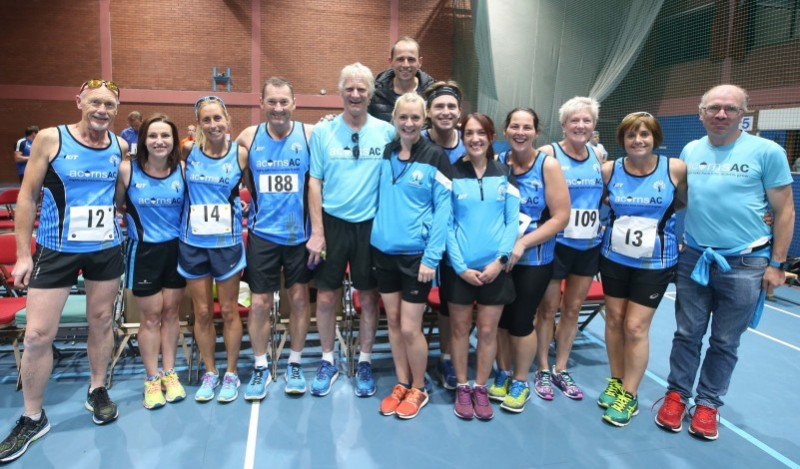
662, 292, 800, 351
764, 302, 800, 319
243, 400, 260, 469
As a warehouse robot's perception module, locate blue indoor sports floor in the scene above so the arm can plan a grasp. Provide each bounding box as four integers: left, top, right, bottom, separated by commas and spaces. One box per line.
1, 284, 799, 468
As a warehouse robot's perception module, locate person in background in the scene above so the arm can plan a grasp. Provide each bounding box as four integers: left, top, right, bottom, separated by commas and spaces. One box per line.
121, 111, 142, 157
368, 36, 435, 123
14, 126, 39, 182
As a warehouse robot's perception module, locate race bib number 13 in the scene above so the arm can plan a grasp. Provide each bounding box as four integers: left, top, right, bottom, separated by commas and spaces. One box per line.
611, 215, 658, 259
68, 206, 115, 241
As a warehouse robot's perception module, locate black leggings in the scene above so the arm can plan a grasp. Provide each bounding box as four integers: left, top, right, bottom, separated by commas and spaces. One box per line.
499, 263, 553, 336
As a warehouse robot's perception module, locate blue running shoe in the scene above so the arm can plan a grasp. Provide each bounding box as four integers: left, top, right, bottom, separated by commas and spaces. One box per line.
311, 360, 339, 396
217, 372, 241, 403
194, 372, 219, 402
284, 362, 307, 395
424, 377, 433, 393
438, 359, 457, 390
354, 361, 376, 397
244, 366, 271, 401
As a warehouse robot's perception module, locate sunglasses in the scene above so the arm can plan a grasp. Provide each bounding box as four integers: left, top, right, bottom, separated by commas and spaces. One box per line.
194, 95, 227, 112
624, 111, 653, 119
80, 79, 120, 97
351, 132, 360, 159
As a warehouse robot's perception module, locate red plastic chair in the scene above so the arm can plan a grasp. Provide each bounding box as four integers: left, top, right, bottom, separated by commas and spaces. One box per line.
0, 188, 20, 220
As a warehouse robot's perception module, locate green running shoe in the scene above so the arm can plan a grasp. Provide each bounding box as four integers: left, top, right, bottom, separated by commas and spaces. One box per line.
488, 369, 511, 402
597, 377, 623, 409
603, 390, 639, 427
500, 380, 531, 413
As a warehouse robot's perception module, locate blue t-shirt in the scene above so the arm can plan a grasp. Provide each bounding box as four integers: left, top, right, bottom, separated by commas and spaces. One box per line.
15, 137, 33, 175
37, 125, 123, 253
125, 162, 185, 243
120, 127, 138, 154
681, 132, 792, 249
602, 156, 678, 269
422, 129, 465, 165
247, 121, 311, 246
309, 114, 395, 222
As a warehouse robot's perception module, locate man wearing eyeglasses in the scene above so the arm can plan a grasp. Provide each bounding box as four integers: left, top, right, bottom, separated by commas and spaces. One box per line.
655, 84, 794, 441
307, 63, 395, 398
0, 80, 126, 463
235, 77, 315, 399
368, 36, 435, 123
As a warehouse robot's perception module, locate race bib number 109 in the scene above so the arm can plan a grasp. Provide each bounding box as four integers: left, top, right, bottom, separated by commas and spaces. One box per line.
563, 208, 599, 240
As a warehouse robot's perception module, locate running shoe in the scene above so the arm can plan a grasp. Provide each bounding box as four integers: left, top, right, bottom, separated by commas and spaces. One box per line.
533, 370, 555, 401
217, 372, 241, 403
472, 385, 494, 421
453, 384, 474, 420
487, 369, 511, 402
143, 377, 166, 410
0, 410, 50, 463
85, 386, 119, 425
654, 390, 686, 432
194, 372, 220, 402
500, 380, 531, 413
354, 361, 376, 397
245, 366, 271, 401
396, 388, 429, 420
380, 384, 409, 416
603, 391, 639, 427
597, 377, 623, 409
689, 404, 719, 440
284, 362, 307, 395
438, 358, 457, 390
311, 360, 339, 397
551, 366, 584, 400
161, 369, 186, 403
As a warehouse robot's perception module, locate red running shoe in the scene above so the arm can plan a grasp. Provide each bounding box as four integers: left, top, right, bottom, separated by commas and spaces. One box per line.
689, 404, 719, 440
654, 391, 686, 432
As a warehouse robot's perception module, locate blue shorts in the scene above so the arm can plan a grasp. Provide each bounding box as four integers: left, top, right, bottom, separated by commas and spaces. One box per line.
177, 240, 246, 281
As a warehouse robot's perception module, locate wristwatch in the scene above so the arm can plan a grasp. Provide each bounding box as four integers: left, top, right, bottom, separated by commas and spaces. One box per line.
498, 255, 509, 265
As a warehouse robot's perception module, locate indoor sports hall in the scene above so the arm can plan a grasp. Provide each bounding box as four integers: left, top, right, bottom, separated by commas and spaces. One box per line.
1, 1, 799, 468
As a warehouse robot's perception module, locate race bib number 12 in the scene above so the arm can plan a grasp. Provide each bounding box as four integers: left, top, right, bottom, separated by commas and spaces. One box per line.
68, 206, 115, 241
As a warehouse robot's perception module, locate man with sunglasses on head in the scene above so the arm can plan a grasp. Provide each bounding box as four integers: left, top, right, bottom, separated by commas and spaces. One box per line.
0, 80, 126, 463
655, 84, 794, 441
307, 63, 395, 398
368, 36, 435, 123
235, 77, 315, 398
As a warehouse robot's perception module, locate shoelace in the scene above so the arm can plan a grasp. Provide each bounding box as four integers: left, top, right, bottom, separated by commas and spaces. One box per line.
251, 369, 264, 386
145, 379, 161, 394
316, 363, 334, 380
92, 387, 112, 408
538, 372, 552, 388
651, 393, 684, 414
473, 387, 490, 406
508, 381, 527, 398
493, 371, 508, 387
558, 371, 578, 389
457, 386, 472, 404
391, 385, 407, 400
289, 365, 302, 380
222, 375, 237, 387
406, 389, 426, 406
611, 393, 633, 412
357, 363, 372, 381
201, 373, 217, 388
162, 372, 179, 387
604, 379, 622, 397
690, 405, 719, 423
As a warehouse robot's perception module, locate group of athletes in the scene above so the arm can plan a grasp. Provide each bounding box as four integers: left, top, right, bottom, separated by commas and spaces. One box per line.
0, 36, 794, 464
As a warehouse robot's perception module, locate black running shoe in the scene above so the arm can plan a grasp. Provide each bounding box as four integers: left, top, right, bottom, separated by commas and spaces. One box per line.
0, 409, 50, 463
85, 386, 119, 425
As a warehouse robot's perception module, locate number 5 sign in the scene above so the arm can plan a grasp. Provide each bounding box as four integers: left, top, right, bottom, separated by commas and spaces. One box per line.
740, 115, 754, 132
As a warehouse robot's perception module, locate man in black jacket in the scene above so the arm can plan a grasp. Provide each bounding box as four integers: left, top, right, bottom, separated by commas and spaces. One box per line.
368, 36, 435, 123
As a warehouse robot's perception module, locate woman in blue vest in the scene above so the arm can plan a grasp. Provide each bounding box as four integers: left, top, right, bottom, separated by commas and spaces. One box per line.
116, 114, 187, 409
534, 97, 604, 402
488, 108, 570, 413
447, 113, 520, 421
179, 96, 249, 403
372, 93, 452, 419
597, 112, 686, 426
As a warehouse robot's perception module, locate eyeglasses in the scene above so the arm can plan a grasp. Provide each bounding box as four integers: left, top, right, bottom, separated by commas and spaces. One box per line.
351, 133, 360, 159
80, 79, 120, 97
624, 111, 653, 119
194, 95, 227, 112
701, 105, 744, 116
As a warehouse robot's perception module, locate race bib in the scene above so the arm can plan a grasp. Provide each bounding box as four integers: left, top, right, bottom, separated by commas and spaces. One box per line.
68, 206, 115, 241
611, 215, 658, 259
564, 208, 599, 240
190, 204, 232, 235
518, 213, 532, 239
259, 173, 298, 193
